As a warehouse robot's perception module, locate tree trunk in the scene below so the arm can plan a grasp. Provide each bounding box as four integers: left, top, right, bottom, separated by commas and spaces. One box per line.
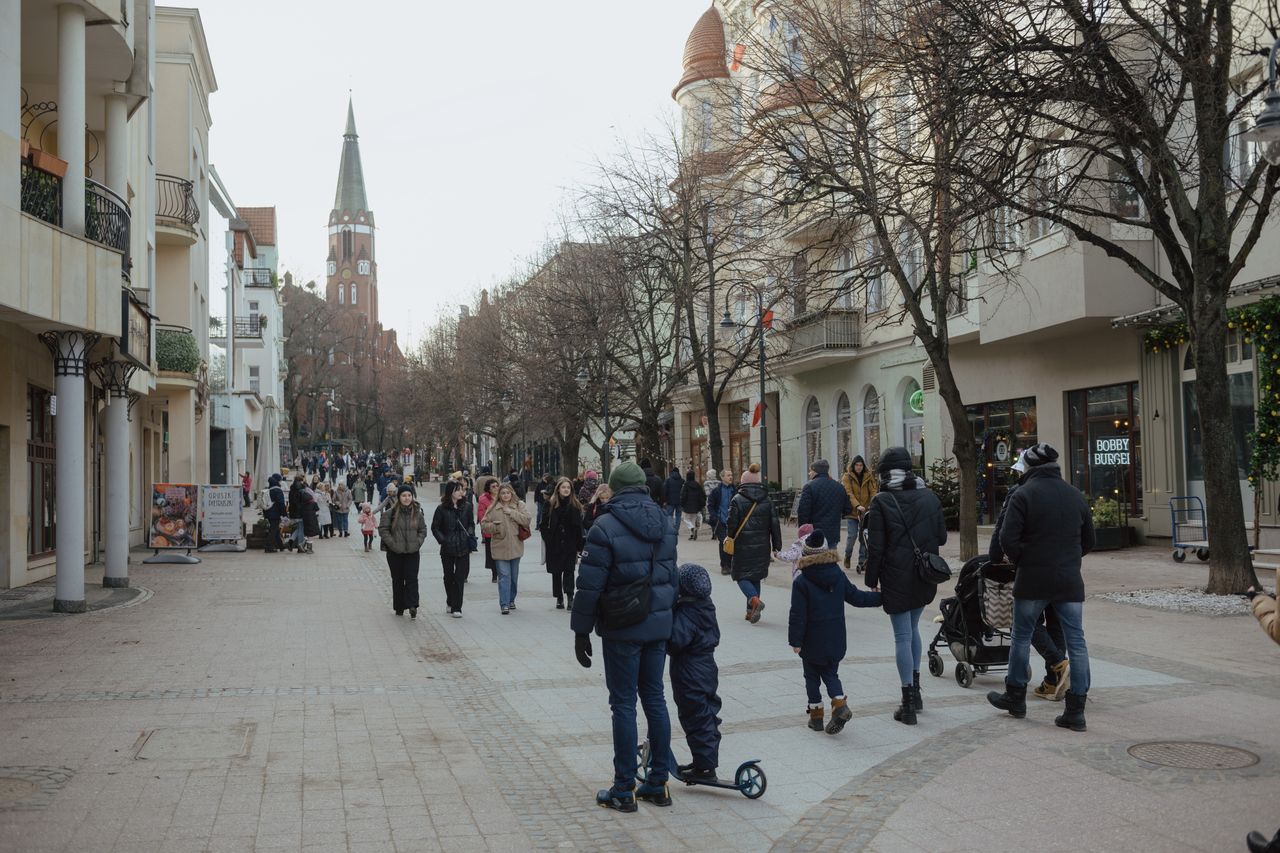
702, 392, 725, 473
634, 420, 665, 474
559, 433, 580, 480
1192, 305, 1259, 593
933, 358, 979, 561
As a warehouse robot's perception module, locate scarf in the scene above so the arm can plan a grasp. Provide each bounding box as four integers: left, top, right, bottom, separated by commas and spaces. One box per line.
881, 468, 919, 491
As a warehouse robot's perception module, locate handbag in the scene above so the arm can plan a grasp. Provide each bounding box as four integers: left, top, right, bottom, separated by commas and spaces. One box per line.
518, 524, 532, 541
721, 500, 758, 557
598, 548, 657, 631
452, 507, 478, 552
885, 493, 952, 584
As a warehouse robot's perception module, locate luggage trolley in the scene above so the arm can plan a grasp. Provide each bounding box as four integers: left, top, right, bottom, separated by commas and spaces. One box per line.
1170, 496, 1210, 563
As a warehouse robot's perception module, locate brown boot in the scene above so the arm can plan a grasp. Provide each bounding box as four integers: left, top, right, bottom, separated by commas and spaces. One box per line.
807, 706, 824, 732
826, 697, 853, 734
844, 554, 852, 570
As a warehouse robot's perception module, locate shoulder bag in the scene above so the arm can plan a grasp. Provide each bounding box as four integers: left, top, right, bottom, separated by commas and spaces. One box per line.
598, 546, 657, 631
721, 500, 758, 557
452, 507, 478, 552
886, 493, 952, 584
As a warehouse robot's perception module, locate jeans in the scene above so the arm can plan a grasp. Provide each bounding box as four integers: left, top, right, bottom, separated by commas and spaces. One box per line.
287, 523, 306, 549
889, 607, 925, 685
441, 554, 469, 612
1031, 607, 1066, 669
334, 511, 349, 534
386, 551, 420, 612
802, 659, 844, 705
669, 504, 682, 528
1007, 599, 1090, 694
602, 639, 671, 788
737, 579, 760, 603
844, 517, 866, 562
497, 557, 520, 608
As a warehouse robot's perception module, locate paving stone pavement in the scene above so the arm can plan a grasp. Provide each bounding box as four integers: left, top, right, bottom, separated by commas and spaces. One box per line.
0, 507, 1275, 851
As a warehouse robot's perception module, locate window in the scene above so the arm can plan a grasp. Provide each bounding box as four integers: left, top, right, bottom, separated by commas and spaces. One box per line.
341, 227, 353, 260
894, 85, 914, 152
837, 249, 855, 309
1067, 382, 1141, 513
862, 388, 881, 464
1027, 150, 1063, 241
350, 283, 357, 305
836, 393, 852, 471
248, 365, 260, 395
792, 254, 808, 317
993, 205, 1019, 249
1225, 117, 1256, 188
784, 20, 804, 73
327, 347, 335, 366
805, 397, 823, 468
27, 385, 56, 556
866, 238, 884, 312
338, 284, 345, 305
1109, 158, 1143, 219
357, 260, 370, 275
701, 100, 714, 153
248, 300, 259, 322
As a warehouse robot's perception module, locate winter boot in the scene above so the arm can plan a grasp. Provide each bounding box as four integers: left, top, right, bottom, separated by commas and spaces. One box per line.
987, 682, 1027, 719
556, 596, 564, 610
807, 706, 825, 732
843, 554, 852, 570
596, 785, 637, 813
893, 686, 917, 725
1051, 659, 1070, 700
1246, 828, 1280, 853
1054, 691, 1088, 732
566, 593, 574, 609
826, 697, 853, 734
912, 671, 923, 712
747, 596, 765, 624
635, 781, 672, 807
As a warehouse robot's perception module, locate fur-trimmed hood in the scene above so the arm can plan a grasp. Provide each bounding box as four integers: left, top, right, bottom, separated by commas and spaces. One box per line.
796, 549, 840, 571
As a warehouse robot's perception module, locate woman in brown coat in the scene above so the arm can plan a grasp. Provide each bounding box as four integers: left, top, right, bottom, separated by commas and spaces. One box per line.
841, 456, 877, 570
480, 483, 532, 615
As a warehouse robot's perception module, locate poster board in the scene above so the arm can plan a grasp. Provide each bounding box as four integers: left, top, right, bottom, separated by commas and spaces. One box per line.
150, 484, 198, 548
200, 485, 243, 541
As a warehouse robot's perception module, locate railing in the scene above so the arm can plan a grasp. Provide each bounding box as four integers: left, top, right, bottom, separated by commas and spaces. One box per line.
85, 179, 131, 280
242, 268, 274, 287
156, 174, 200, 227
233, 317, 264, 339
20, 162, 62, 227
787, 309, 861, 355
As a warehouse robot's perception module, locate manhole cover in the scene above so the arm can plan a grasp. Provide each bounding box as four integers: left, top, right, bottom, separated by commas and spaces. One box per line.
0, 778, 40, 804
1128, 741, 1259, 770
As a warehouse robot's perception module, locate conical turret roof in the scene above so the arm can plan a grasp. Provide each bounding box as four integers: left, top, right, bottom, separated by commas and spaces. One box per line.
334, 96, 369, 215
673, 5, 730, 99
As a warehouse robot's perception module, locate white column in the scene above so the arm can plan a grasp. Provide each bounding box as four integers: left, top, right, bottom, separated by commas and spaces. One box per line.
103, 386, 130, 587
57, 3, 86, 234
48, 332, 91, 612
104, 93, 128, 197
0, 0, 19, 212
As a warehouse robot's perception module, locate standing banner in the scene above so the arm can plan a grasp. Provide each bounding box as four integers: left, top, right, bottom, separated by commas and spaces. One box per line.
200, 485, 243, 541
150, 484, 198, 548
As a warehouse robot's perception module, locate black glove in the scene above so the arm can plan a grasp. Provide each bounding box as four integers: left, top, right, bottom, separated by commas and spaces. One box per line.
575, 633, 593, 669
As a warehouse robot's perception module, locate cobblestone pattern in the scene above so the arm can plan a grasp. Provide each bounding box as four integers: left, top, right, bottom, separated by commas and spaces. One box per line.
1050, 736, 1274, 790
0, 767, 74, 811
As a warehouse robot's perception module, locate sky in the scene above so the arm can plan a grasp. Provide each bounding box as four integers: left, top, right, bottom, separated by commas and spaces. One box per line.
200, 0, 699, 347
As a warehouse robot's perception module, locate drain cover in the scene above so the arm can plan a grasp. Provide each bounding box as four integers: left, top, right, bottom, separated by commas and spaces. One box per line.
0, 778, 40, 804
1128, 741, 1259, 770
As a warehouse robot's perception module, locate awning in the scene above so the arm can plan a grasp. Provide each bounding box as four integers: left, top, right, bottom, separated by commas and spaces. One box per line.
1112, 274, 1280, 328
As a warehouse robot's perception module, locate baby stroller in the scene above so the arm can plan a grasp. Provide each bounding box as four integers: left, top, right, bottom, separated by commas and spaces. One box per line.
927, 556, 1015, 688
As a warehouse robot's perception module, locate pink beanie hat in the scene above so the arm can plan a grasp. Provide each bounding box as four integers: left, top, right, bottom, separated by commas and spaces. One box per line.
740, 469, 762, 484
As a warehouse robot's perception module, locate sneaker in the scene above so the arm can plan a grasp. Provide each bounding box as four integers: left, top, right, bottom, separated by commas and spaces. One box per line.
556, 597, 565, 610
508, 603, 516, 611
596, 786, 637, 812
451, 611, 462, 619
501, 607, 509, 615
635, 782, 672, 807
1051, 660, 1070, 700
682, 767, 716, 783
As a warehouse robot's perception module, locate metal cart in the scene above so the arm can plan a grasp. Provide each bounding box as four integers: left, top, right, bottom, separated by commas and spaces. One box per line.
1169, 496, 1210, 562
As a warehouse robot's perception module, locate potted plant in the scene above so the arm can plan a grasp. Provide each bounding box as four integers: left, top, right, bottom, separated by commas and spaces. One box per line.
1090, 496, 1131, 550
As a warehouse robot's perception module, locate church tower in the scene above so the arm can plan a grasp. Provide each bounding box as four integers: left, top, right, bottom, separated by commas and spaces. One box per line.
326, 97, 378, 327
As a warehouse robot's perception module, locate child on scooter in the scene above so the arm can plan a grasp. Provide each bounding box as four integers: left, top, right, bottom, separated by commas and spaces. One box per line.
668, 563, 722, 781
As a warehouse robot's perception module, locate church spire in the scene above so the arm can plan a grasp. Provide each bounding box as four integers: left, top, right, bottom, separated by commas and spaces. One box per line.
334, 96, 369, 215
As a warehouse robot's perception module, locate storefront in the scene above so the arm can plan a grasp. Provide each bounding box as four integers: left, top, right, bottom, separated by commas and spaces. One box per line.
728, 400, 752, 477
967, 397, 1038, 523
1066, 381, 1142, 514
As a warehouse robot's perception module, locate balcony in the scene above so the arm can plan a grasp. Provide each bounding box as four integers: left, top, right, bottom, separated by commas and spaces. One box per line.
231, 316, 266, 349
242, 268, 275, 288
155, 174, 200, 245
778, 309, 862, 375
155, 324, 202, 390
20, 161, 61, 227
85, 179, 131, 281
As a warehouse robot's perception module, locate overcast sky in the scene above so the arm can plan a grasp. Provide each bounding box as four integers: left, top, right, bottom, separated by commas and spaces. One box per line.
201, 0, 697, 346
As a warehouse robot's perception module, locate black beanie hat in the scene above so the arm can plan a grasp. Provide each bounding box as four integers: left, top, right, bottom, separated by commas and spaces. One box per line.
1023, 443, 1060, 467
877, 446, 912, 474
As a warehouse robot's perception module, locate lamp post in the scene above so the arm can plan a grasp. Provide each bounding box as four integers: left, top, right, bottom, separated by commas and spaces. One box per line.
720, 284, 769, 483
1245, 39, 1280, 166
577, 365, 612, 479
499, 392, 512, 473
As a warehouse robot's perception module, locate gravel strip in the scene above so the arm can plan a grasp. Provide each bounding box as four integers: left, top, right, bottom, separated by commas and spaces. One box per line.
1097, 586, 1266, 616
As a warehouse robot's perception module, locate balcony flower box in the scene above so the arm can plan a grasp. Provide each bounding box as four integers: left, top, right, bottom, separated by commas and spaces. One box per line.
29, 148, 68, 179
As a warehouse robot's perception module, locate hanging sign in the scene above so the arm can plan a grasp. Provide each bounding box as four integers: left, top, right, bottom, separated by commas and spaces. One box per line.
150, 484, 198, 548
909, 389, 925, 415
199, 485, 242, 541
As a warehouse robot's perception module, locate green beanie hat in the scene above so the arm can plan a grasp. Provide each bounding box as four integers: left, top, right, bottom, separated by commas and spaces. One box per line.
608, 461, 646, 492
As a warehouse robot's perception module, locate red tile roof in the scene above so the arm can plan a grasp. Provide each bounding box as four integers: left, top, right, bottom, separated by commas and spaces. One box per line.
238, 206, 277, 246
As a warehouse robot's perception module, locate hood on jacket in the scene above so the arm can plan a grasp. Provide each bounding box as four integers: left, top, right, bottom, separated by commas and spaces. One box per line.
797, 554, 844, 590
667, 470, 684, 482
737, 482, 768, 501
606, 487, 669, 543
1022, 462, 1063, 482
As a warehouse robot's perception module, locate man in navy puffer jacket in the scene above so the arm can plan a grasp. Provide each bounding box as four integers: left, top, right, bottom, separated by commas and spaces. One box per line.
797, 459, 854, 550
571, 461, 679, 812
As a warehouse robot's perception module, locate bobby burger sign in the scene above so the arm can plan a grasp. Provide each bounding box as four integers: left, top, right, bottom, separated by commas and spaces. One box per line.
1093, 436, 1130, 466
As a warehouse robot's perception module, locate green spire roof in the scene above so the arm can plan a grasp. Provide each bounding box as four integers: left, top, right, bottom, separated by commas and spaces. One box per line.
334, 96, 368, 213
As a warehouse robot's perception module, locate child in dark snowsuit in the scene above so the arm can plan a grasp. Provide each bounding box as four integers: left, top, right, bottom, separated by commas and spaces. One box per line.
789, 530, 882, 735
668, 563, 723, 781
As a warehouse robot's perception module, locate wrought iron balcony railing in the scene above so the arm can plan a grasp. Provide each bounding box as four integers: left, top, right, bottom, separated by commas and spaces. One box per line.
156, 174, 200, 227
233, 316, 265, 339
20, 162, 62, 227
242, 268, 274, 288
787, 308, 861, 355
85, 179, 131, 281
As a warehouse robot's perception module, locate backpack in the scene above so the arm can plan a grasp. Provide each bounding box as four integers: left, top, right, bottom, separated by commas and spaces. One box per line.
258, 487, 274, 513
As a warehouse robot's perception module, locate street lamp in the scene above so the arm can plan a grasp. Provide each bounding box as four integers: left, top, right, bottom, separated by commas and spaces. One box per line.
720, 285, 769, 483
1245, 39, 1280, 166
577, 364, 612, 478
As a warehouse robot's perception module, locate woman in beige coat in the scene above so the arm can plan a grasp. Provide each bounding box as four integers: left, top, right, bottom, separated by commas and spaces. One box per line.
481, 483, 532, 614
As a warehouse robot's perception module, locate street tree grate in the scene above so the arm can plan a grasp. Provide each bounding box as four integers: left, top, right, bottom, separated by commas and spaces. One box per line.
1128, 741, 1260, 770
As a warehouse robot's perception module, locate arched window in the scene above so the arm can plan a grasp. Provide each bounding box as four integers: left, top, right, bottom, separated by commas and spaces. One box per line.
863, 387, 881, 465
341, 228, 353, 260
805, 397, 822, 468
836, 393, 852, 471
350, 283, 357, 305
337, 284, 344, 305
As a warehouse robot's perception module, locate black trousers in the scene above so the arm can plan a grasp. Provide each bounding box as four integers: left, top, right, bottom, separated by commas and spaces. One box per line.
386, 551, 421, 612
484, 539, 496, 578
714, 522, 731, 570
266, 515, 281, 550
441, 554, 469, 612
551, 566, 576, 600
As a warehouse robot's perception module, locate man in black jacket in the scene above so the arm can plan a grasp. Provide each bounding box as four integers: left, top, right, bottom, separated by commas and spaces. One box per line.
987, 443, 1096, 732
640, 459, 665, 506
797, 459, 853, 550
264, 473, 287, 553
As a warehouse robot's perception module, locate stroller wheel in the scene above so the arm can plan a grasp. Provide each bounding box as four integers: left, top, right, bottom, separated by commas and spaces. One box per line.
928, 652, 944, 678
955, 663, 975, 688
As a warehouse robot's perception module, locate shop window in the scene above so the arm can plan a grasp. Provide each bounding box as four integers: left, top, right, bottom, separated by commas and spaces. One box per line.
966, 397, 1038, 523
805, 397, 823, 469
1067, 382, 1142, 513
1183, 374, 1254, 481
862, 388, 881, 465
27, 385, 56, 556
836, 393, 852, 471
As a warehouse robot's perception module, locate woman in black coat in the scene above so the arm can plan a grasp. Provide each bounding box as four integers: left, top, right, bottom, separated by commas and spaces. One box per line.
725, 464, 782, 624
540, 477, 586, 610
863, 446, 947, 726
679, 469, 705, 540
431, 480, 474, 617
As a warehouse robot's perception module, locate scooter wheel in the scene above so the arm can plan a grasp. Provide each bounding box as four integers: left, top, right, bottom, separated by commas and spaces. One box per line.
735, 763, 767, 799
